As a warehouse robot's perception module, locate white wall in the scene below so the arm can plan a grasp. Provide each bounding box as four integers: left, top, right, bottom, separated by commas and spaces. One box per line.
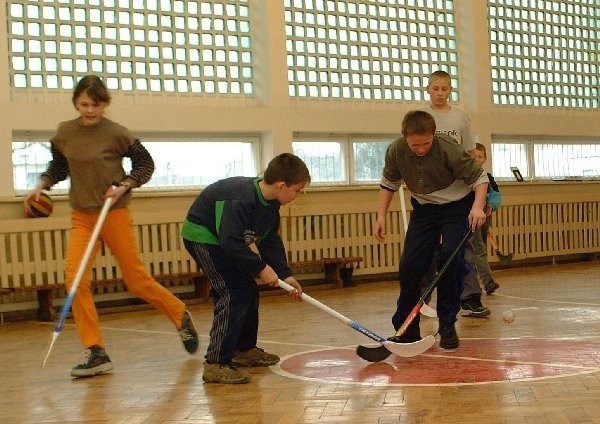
1, 0, 599, 211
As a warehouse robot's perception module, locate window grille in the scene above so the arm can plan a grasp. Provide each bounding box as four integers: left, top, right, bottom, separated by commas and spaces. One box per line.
284, 0, 459, 101
6, 0, 254, 95
488, 0, 599, 108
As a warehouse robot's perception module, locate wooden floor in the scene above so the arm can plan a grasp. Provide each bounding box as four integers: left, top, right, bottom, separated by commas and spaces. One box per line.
1, 260, 599, 424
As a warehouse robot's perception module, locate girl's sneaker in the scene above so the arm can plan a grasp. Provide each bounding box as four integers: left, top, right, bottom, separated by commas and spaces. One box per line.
70, 347, 114, 378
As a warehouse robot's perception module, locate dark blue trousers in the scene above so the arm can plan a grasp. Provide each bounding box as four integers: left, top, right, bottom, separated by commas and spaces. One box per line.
183, 240, 259, 364
393, 194, 472, 332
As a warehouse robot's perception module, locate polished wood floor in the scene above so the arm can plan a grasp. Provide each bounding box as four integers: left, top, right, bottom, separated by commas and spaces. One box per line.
1, 260, 599, 423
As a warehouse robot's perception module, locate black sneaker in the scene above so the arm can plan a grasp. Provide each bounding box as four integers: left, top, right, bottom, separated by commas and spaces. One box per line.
438, 322, 459, 349
178, 310, 199, 354
70, 347, 114, 378
387, 328, 421, 344
461, 295, 491, 318
484, 280, 500, 295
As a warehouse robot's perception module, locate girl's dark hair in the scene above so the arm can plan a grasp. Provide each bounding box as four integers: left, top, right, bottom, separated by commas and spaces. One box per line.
401, 110, 436, 137
263, 153, 311, 186
72, 75, 111, 105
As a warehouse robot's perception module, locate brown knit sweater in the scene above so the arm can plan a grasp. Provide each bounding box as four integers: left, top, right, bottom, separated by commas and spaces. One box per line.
41, 117, 154, 213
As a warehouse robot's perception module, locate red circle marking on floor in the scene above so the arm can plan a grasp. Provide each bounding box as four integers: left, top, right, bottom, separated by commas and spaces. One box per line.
273, 338, 600, 386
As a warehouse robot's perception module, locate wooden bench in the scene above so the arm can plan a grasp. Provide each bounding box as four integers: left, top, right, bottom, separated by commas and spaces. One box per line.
24, 270, 207, 322
290, 256, 363, 288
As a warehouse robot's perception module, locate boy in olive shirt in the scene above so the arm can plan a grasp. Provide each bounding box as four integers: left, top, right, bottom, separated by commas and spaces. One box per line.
376, 110, 488, 349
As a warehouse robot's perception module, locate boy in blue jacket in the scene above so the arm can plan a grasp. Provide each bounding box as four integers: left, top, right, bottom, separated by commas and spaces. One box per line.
182, 153, 310, 384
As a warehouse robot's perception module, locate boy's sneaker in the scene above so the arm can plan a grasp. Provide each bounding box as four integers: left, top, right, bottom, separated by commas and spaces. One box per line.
71, 347, 114, 378
484, 280, 500, 295
178, 310, 199, 354
438, 322, 459, 350
202, 362, 251, 384
231, 347, 280, 367
461, 295, 491, 318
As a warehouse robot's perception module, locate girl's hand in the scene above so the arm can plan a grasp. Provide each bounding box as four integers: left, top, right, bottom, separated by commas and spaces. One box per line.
23, 188, 44, 216
104, 182, 129, 200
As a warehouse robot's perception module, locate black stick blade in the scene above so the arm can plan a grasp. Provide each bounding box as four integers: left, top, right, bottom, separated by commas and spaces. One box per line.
355, 344, 392, 362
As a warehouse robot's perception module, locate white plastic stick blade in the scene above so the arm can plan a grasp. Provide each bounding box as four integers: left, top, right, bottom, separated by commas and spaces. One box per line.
382, 335, 435, 358
42, 332, 60, 368
420, 302, 437, 318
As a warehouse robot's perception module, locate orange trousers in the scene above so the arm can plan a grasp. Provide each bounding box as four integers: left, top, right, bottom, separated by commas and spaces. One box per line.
66, 207, 186, 349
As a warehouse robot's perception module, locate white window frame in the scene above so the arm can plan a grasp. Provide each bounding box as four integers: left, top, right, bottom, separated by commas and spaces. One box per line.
293, 133, 394, 186
492, 136, 600, 182
12, 131, 261, 194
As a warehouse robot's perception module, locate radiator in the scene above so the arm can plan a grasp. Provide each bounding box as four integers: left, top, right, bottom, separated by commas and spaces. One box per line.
0, 211, 196, 290
2, 200, 599, 293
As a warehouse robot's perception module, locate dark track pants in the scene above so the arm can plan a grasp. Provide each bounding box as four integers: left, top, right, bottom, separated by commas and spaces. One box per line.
393, 194, 472, 332
183, 240, 259, 364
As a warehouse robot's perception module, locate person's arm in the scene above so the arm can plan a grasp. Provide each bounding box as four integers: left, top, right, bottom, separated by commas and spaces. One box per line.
40, 142, 69, 189
123, 140, 155, 187
375, 187, 395, 241
108, 140, 156, 200
24, 142, 69, 212
469, 181, 488, 231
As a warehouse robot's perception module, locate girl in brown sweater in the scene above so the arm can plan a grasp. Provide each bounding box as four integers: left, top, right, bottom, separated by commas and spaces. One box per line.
24, 75, 199, 378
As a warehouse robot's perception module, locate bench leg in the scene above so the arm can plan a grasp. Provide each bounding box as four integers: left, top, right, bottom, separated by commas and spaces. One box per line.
323, 263, 344, 289
193, 274, 211, 300
339, 266, 355, 287
37, 289, 56, 322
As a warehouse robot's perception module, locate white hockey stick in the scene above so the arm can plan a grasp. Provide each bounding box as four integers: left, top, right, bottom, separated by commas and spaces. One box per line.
278, 280, 435, 359
42, 195, 114, 367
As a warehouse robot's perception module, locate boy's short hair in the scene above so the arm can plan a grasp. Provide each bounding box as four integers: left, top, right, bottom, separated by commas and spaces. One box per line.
263, 153, 311, 186
475, 142, 487, 157
428, 70, 451, 86
401, 110, 436, 137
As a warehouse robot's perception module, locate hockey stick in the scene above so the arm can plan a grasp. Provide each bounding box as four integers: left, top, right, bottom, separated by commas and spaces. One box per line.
399, 185, 436, 318
42, 195, 114, 368
356, 229, 471, 362
278, 280, 435, 358
487, 229, 512, 266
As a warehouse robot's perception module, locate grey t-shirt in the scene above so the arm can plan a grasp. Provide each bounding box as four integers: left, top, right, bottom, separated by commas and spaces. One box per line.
428, 105, 476, 152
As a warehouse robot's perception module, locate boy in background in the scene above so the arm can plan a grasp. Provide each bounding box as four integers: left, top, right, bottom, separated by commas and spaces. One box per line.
462, 143, 501, 314
419, 70, 477, 316
426, 70, 476, 154
182, 153, 309, 384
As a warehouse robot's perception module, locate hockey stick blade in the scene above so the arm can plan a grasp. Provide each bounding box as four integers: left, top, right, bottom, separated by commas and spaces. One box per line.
356, 230, 472, 362
278, 280, 438, 359
356, 335, 435, 362
487, 231, 512, 265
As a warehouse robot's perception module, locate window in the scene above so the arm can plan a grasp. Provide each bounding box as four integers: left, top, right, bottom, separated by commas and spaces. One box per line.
492, 137, 600, 181
284, 0, 459, 101
488, 0, 599, 108
6, 0, 254, 95
12, 134, 70, 192
293, 134, 393, 185
12, 133, 259, 193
